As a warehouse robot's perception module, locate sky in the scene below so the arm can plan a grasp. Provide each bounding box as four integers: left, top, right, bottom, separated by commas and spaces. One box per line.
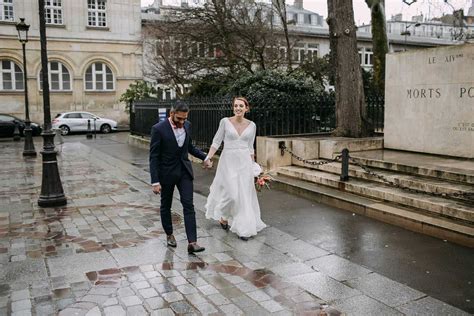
140, 0, 474, 25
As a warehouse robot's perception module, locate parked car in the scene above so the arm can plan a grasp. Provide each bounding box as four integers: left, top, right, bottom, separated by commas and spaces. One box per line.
0, 113, 42, 138
52, 112, 118, 135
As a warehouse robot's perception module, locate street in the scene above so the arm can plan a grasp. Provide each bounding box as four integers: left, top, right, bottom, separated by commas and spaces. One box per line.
0, 132, 472, 315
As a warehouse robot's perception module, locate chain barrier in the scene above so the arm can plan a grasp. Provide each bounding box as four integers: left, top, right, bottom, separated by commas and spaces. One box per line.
349, 157, 474, 202
279, 143, 341, 166
277, 143, 473, 202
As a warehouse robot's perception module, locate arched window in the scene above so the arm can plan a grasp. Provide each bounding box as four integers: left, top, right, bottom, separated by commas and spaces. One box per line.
85, 62, 114, 91
39, 61, 71, 91
0, 60, 23, 91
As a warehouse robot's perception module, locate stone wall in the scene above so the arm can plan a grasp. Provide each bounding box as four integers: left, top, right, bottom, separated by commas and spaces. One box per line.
384, 44, 474, 158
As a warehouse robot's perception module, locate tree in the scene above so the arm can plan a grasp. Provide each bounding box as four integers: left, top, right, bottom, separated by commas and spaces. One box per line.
365, 0, 388, 94
271, 0, 293, 71
120, 80, 157, 112
327, 0, 372, 137
142, 0, 296, 92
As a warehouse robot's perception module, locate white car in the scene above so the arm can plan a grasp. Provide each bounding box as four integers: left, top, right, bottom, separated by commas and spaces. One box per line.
52, 111, 117, 135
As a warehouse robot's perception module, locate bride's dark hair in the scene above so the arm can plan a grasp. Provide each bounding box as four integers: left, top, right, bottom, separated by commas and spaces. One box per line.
233, 97, 250, 111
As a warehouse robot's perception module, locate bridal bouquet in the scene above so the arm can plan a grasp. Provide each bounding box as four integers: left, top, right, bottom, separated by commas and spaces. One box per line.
255, 173, 273, 192
253, 161, 273, 192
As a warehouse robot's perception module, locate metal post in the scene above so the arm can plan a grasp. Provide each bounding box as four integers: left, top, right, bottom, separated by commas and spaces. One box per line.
278, 141, 285, 156
13, 121, 21, 141
21, 40, 36, 156
93, 118, 97, 138
37, 0, 66, 207
86, 119, 92, 139
340, 148, 349, 182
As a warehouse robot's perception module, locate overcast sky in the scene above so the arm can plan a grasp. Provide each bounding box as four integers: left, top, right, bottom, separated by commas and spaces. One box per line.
140, 0, 473, 24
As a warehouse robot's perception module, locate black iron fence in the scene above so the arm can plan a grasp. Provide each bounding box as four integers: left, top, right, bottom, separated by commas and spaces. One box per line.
130, 94, 384, 151
366, 93, 385, 133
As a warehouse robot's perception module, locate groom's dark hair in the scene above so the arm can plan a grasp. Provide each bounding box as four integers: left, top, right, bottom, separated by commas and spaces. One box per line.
171, 100, 189, 113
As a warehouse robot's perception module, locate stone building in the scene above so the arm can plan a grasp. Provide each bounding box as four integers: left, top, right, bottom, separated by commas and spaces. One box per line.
0, 0, 142, 125
141, 0, 466, 100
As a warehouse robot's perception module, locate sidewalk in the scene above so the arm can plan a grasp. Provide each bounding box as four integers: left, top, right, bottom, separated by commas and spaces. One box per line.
0, 138, 470, 315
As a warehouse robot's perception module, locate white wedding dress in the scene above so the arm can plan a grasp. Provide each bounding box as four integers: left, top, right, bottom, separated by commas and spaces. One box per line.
205, 118, 266, 238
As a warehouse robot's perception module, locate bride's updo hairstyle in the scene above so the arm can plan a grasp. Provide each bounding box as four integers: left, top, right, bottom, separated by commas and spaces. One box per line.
233, 97, 250, 113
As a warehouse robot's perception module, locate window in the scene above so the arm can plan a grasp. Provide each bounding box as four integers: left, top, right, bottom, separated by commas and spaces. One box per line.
64, 113, 82, 118
0, 114, 14, 122
81, 113, 94, 119
0, 60, 23, 91
364, 48, 373, 66
0, 0, 13, 21
39, 61, 71, 91
304, 14, 311, 25
88, 0, 107, 27
358, 48, 373, 67
156, 39, 171, 57
307, 44, 318, 62
85, 62, 114, 91
45, 0, 63, 25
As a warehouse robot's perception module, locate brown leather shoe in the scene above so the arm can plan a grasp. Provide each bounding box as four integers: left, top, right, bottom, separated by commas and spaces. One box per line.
166, 234, 177, 247
187, 243, 205, 254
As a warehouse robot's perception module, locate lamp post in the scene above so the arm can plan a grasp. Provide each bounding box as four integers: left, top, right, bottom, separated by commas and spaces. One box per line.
16, 18, 36, 157
37, 0, 66, 207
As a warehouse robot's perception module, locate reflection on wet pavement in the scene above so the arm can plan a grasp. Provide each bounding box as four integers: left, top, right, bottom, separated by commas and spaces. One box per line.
0, 141, 342, 315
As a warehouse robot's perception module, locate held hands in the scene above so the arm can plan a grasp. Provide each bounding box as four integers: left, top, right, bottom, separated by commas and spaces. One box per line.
152, 184, 161, 194
203, 159, 213, 169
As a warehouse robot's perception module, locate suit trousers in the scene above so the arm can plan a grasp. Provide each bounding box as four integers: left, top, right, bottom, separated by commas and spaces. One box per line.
159, 170, 197, 243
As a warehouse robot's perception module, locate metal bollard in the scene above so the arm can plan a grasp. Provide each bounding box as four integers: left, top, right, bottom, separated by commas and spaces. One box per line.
13, 121, 21, 141
340, 148, 349, 182
86, 119, 93, 139
93, 118, 97, 139
278, 141, 285, 156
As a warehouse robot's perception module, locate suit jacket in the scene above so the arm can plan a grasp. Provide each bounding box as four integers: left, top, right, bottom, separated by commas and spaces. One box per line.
149, 119, 206, 184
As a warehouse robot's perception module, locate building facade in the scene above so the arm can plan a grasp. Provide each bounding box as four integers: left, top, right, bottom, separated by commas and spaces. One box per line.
141, 0, 469, 100
0, 0, 142, 125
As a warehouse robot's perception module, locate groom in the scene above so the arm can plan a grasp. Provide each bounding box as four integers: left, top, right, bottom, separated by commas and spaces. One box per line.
149, 101, 211, 254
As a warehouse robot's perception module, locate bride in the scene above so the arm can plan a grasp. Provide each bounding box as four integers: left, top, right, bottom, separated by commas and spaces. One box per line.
204, 97, 266, 240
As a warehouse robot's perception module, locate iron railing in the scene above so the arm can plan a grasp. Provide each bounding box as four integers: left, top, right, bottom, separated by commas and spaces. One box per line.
130, 93, 384, 151
366, 93, 385, 133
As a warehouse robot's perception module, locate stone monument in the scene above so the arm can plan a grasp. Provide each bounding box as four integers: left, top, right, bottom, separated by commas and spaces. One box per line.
384, 44, 474, 158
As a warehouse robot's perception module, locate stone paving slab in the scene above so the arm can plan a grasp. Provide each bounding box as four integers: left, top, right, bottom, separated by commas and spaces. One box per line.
0, 141, 469, 315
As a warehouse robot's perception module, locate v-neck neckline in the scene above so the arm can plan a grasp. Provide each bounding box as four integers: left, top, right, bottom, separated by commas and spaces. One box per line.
227, 117, 251, 137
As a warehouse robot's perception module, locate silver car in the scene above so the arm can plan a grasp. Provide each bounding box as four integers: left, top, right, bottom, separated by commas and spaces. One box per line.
52, 111, 117, 135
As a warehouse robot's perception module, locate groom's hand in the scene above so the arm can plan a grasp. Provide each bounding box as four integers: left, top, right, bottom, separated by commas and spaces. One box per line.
203, 159, 213, 169
152, 184, 161, 194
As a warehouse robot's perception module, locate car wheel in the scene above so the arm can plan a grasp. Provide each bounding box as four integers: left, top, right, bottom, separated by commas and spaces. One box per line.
59, 125, 70, 136
100, 124, 111, 134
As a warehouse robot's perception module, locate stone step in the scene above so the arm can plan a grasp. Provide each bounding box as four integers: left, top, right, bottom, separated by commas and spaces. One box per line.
305, 161, 474, 202
277, 166, 474, 224
273, 174, 474, 248
349, 150, 474, 185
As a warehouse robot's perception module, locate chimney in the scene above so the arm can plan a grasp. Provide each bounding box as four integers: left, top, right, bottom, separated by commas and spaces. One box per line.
294, 0, 303, 10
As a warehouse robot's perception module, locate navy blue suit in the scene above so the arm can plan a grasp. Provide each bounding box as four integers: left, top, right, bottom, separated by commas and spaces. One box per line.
149, 119, 206, 243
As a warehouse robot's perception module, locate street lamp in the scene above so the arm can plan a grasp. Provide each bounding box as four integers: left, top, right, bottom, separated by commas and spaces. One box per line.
16, 18, 36, 157
401, 22, 421, 50
37, 0, 67, 207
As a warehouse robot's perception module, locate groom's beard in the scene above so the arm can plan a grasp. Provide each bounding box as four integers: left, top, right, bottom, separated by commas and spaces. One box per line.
171, 116, 184, 128
173, 119, 184, 128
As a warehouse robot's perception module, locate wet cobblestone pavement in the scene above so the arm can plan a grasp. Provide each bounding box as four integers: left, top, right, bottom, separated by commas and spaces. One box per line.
0, 139, 470, 315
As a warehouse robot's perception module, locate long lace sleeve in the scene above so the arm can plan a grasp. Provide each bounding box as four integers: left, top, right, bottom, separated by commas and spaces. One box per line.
248, 122, 256, 155
211, 118, 226, 150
